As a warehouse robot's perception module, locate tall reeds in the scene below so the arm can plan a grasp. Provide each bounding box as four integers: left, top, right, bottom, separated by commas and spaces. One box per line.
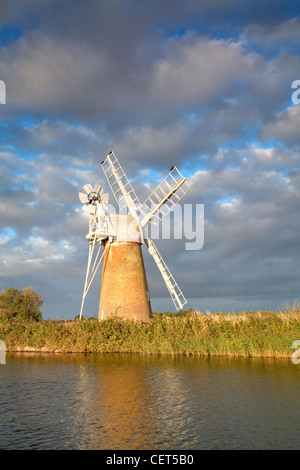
1, 306, 299, 358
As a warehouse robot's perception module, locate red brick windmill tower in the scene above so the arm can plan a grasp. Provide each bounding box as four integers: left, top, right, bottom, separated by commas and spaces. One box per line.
78, 151, 190, 321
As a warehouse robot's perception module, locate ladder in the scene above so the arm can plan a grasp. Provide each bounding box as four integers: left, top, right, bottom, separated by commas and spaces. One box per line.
145, 238, 187, 311
101, 152, 148, 220
139, 166, 191, 227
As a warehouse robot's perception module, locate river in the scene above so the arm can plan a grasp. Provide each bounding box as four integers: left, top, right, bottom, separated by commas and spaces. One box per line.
0, 353, 299, 450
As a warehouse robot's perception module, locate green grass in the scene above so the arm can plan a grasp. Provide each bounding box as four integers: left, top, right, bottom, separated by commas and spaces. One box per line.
1, 306, 300, 358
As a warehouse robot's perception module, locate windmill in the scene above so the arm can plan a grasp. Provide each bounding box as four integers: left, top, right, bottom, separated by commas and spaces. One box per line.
78, 151, 191, 321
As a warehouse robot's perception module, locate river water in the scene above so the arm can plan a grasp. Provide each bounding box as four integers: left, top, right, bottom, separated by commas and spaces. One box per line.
0, 353, 299, 450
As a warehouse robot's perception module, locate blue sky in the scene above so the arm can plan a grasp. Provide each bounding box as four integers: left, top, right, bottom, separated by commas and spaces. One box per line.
0, 0, 299, 319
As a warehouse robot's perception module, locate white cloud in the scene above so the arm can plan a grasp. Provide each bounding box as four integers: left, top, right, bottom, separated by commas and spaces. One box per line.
261, 105, 300, 145
150, 35, 265, 111
0, 3, 300, 318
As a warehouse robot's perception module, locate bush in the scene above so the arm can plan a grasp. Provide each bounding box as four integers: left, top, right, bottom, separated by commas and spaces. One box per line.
0, 287, 43, 321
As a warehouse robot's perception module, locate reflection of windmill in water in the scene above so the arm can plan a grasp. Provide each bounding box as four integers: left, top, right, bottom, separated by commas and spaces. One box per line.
79, 151, 190, 321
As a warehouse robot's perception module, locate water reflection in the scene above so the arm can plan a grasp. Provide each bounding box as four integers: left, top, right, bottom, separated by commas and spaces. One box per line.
72, 355, 159, 449
1, 354, 300, 449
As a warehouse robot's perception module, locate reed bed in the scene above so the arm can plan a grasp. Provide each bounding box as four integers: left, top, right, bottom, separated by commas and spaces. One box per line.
1, 306, 300, 358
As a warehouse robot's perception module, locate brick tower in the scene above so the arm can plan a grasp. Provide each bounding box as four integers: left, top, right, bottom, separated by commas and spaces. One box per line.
98, 215, 152, 321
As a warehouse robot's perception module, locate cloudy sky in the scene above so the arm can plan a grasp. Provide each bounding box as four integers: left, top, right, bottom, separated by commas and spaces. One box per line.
0, 0, 299, 319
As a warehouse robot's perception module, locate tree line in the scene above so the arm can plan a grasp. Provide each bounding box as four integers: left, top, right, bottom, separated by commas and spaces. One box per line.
0, 287, 43, 321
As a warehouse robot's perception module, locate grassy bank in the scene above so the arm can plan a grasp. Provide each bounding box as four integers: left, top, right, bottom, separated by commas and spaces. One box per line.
1, 308, 300, 358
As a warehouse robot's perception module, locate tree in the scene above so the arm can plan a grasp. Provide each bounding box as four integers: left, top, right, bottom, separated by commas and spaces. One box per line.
0, 287, 43, 321
0, 288, 22, 319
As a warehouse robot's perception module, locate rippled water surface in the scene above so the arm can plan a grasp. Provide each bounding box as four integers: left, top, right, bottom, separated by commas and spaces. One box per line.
0, 353, 299, 449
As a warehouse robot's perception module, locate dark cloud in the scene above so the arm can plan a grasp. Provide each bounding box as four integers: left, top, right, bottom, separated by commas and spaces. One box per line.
0, 1, 299, 318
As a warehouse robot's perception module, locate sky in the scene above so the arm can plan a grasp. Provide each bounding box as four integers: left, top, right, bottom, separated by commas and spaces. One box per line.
0, 0, 299, 319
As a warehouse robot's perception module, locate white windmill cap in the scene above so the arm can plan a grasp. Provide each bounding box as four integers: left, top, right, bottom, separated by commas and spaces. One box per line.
108, 214, 142, 243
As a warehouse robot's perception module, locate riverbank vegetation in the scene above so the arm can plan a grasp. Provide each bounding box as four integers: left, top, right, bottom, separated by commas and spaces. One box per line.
1, 305, 300, 358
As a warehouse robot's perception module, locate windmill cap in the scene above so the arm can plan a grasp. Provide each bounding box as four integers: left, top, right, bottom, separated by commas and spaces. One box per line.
109, 214, 142, 243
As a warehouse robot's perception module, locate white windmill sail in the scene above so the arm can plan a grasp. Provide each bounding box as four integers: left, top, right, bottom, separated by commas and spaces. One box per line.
145, 238, 187, 310
101, 151, 190, 311
139, 167, 190, 227
101, 151, 145, 217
